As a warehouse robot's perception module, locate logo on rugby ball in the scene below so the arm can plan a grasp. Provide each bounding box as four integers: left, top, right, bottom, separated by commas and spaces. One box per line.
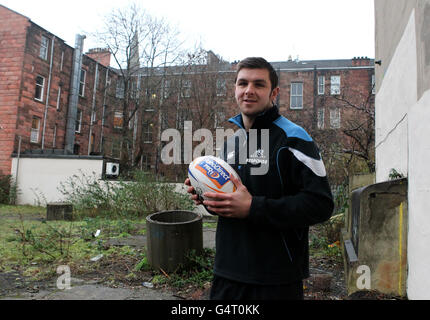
195, 158, 230, 189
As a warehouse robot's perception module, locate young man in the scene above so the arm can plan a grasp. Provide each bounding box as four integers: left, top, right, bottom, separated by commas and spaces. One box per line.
185, 57, 334, 300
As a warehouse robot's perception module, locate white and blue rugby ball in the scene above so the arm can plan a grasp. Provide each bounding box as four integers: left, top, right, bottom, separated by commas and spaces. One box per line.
188, 155, 239, 200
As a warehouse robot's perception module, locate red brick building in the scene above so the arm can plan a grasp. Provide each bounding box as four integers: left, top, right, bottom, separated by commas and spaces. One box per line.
0, 4, 374, 182
0, 5, 122, 176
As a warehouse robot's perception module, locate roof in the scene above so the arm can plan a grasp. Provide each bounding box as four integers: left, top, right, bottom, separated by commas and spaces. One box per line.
270, 58, 375, 71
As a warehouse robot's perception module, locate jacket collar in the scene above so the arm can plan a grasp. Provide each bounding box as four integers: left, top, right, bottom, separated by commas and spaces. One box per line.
228, 105, 281, 130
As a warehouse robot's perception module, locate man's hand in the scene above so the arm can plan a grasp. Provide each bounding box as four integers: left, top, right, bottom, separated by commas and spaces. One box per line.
184, 178, 203, 206
203, 174, 252, 219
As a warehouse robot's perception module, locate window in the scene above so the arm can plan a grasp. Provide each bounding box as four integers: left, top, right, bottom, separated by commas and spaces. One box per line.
60, 51, 64, 71
114, 111, 123, 129
216, 79, 227, 97
371, 74, 375, 94
39, 36, 49, 60
318, 76, 325, 95
330, 108, 341, 129
35, 76, 45, 101
74, 144, 80, 155
141, 153, 151, 171
128, 111, 137, 130
90, 133, 95, 154
30, 117, 40, 143
143, 121, 153, 142
79, 69, 86, 97
182, 80, 192, 98
91, 110, 97, 124
290, 82, 303, 109
161, 111, 169, 131
53, 124, 57, 148
116, 79, 125, 99
317, 108, 325, 129
331, 76, 341, 95
177, 108, 190, 130
75, 109, 82, 133
56, 86, 62, 110
214, 110, 226, 128
163, 80, 171, 99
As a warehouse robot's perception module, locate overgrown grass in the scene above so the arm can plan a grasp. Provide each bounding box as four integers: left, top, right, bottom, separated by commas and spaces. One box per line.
0, 204, 45, 217
0, 209, 147, 280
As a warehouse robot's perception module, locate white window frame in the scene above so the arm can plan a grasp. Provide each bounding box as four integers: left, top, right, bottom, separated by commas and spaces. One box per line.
114, 111, 123, 129
331, 76, 341, 95
56, 86, 62, 110
60, 51, 64, 71
143, 121, 153, 143
214, 110, 226, 129
182, 80, 192, 98
216, 79, 227, 97
141, 153, 151, 170
75, 109, 82, 133
35, 75, 45, 101
318, 76, 325, 95
39, 36, 49, 60
116, 79, 125, 99
30, 117, 40, 143
371, 74, 375, 95
53, 124, 57, 148
290, 82, 303, 109
317, 108, 325, 129
111, 139, 122, 159
79, 69, 86, 97
163, 79, 170, 99
330, 108, 341, 129
91, 110, 97, 125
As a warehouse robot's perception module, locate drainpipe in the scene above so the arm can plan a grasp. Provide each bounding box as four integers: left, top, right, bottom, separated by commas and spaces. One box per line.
41, 36, 55, 149
100, 68, 109, 154
65, 34, 86, 155
15, 135, 22, 184
313, 65, 318, 130
88, 63, 99, 155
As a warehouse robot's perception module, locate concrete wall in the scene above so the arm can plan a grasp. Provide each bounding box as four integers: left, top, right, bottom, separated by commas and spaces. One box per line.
11, 156, 103, 205
375, 0, 430, 300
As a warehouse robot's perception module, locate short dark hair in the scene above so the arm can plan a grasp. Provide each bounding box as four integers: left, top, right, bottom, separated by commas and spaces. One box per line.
235, 57, 279, 91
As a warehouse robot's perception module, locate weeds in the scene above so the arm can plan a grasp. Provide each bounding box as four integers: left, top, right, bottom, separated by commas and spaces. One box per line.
0, 174, 19, 205
152, 249, 215, 289
58, 170, 194, 218
14, 214, 77, 261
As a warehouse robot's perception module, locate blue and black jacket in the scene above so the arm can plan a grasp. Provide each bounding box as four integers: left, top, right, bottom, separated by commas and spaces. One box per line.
211, 105, 334, 285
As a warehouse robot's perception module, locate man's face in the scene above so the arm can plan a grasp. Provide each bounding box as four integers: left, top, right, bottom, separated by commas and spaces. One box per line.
235, 68, 279, 117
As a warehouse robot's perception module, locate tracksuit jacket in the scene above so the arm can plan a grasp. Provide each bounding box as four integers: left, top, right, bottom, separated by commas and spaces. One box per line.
211, 105, 334, 285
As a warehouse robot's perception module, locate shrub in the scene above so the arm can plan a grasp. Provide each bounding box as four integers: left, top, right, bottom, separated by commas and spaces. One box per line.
0, 174, 18, 205
58, 170, 195, 218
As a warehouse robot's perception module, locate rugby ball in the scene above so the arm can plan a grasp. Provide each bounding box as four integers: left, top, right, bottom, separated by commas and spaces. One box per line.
188, 155, 239, 200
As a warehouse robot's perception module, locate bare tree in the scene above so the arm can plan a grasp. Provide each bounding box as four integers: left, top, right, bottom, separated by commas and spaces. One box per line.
92, 3, 184, 173
311, 81, 375, 186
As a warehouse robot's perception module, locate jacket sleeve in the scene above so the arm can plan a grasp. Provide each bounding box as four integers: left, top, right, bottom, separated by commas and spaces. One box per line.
247, 145, 334, 230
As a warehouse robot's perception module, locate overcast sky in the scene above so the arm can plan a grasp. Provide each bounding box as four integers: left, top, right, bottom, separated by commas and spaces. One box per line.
1, 0, 375, 62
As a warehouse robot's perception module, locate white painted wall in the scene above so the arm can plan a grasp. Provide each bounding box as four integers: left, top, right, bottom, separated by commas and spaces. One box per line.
375, 11, 417, 183
376, 9, 430, 299
11, 157, 103, 205
9, 157, 210, 217
407, 89, 430, 300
